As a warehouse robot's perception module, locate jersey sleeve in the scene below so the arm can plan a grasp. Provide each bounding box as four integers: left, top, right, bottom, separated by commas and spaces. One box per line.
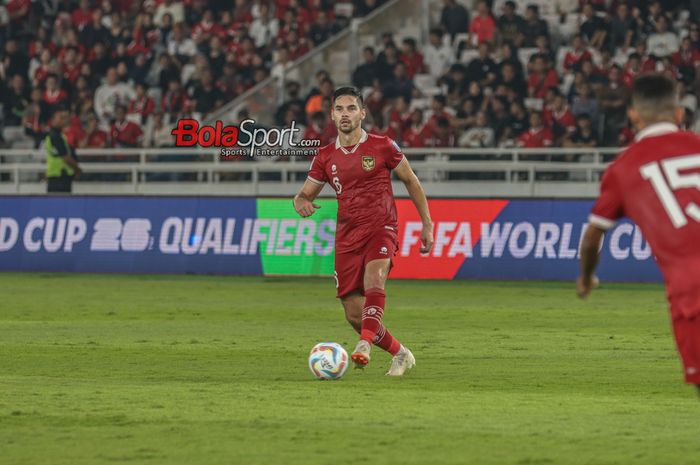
306, 150, 327, 185
385, 138, 406, 170
589, 165, 624, 230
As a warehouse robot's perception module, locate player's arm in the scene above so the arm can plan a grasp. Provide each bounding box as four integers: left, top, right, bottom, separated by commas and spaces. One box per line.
577, 225, 604, 299
577, 166, 622, 299
394, 158, 434, 253
293, 180, 324, 218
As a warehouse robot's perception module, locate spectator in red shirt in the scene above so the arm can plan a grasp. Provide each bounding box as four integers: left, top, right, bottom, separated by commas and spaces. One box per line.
71, 0, 92, 30
428, 116, 456, 147
161, 79, 187, 114
672, 36, 700, 84
622, 53, 642, 87
57, 29, 86, 63
231, 0, 253, 28
427, 95, 453, 129
544, 87, 576, 133
128, 82, 155, 124
544, 91, 576, 143
61, 47, 82, 85
111, 105, 143, 148
78, 112, 109, 148
302, 111, 327, 145
399, 38, 424, 78
402, 109, 432, 148
33, 49, 53, 86
63, 114, 84, 148
43, 74, 69, 109
518, 111, 553, 148
192, 9, 226, 45
563, 35, 593, 71
469, 1, 496, 45
285, 29, 310, 60
527, 54, 559, 99
388, 95, 412, 138
368, 113, 397, 140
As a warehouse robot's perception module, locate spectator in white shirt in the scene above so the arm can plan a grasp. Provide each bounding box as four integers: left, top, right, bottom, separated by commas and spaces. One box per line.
459, 112, 495, 147
647, 16, 679, 58
424, 28, 453, 79
93, 67, 136, 123
154, 0, 184, 26
249, 3, 278, 49
167, 23, 197, 62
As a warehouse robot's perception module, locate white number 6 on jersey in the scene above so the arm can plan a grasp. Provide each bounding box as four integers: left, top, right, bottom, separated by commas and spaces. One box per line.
332, 176, 342, 195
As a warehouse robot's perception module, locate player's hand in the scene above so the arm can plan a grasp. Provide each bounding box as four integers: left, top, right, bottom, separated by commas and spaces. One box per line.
293, 196, 321, 218
420, 222, 433, 254
576, 274, 600, 299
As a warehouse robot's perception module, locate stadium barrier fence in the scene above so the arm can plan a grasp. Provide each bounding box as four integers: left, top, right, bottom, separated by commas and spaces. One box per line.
0, 147, 620, 196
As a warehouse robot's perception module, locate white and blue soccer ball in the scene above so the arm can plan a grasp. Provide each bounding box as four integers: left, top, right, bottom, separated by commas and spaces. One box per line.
308, 342, 349, 380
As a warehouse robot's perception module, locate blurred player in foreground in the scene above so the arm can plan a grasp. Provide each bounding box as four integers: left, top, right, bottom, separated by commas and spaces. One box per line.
294, 87, 434, 376
578, 73, 700, 395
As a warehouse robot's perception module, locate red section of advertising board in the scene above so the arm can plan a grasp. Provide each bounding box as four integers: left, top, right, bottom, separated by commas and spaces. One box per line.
392, 199, 509, 279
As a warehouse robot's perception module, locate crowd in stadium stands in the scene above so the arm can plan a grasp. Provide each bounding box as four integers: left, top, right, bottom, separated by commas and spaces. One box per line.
2, 0, 700, 154
335, 0, 700, 149
0, 0, 385, 149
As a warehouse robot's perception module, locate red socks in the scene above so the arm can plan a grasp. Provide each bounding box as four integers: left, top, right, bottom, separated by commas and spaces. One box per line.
374, 324, 402, 356
360, 288, 401, 356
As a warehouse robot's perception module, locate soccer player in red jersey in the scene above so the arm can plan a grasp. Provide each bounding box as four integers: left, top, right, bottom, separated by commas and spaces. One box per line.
293, 87, 434, 376
578, 73, 700, 395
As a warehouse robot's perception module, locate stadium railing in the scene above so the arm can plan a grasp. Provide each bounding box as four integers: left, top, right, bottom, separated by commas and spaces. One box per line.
0, 147, 619, 197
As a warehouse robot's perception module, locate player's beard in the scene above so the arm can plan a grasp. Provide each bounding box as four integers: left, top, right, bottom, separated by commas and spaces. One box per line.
337, 119, 358, 134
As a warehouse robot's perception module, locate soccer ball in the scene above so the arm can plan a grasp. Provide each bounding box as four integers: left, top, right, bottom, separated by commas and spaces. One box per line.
308, 342, 349, 380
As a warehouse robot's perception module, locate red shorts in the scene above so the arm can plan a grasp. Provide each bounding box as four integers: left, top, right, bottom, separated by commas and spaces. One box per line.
334, 229, 398, 298
671, 316, 700, 384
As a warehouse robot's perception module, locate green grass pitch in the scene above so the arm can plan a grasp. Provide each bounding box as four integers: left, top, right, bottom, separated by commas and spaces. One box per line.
1, 273, 699, 465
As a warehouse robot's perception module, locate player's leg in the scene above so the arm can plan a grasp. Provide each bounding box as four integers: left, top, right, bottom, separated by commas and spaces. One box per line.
359, 258, 396, 350
357, 257, 415, 376
671, 315, 700, 396
340, 290, 363, 334
349, 258, 390, 367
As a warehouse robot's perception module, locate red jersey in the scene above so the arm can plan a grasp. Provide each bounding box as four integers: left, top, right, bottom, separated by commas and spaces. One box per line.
111, 120, 143, 147
527, 70, 559, 99
307, 130, 404, 253
399, 52, 424, 78
402, 124, 432, 148
469, 15, 495, 44
84, 129, 108, 148
518, 126, 553, 148
544, 107, 576, 132
590, 123, 700, 318
563, 50, 593, 70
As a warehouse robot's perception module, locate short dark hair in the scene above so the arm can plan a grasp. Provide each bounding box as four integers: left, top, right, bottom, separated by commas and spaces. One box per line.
632, 73, 677, 116
333, 86, 364, 106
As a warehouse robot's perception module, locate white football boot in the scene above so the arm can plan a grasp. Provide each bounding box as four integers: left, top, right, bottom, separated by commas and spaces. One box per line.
386, 345, 416, 376
351, 340, 371, 368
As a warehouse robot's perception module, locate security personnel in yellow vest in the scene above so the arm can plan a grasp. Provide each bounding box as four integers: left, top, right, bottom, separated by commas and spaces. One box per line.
46, 107, 81, 193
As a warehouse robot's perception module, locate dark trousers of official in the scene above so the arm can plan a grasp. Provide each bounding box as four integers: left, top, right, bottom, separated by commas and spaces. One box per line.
47, 175, 73, 193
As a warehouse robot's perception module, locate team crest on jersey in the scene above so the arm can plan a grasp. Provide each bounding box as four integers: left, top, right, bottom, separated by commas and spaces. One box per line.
362, 156, 375, 171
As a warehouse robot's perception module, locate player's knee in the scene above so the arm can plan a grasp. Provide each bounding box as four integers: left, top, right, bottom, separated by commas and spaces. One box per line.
364, 271, 386, 290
